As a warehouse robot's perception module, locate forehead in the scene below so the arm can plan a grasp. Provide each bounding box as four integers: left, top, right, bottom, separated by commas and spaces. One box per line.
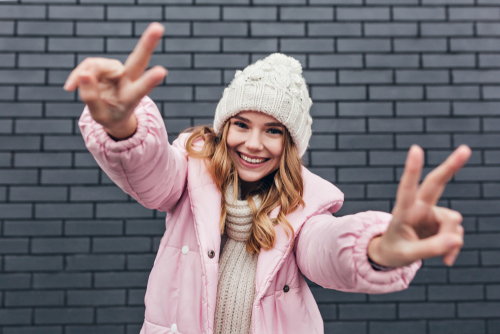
234, 110, 282, 125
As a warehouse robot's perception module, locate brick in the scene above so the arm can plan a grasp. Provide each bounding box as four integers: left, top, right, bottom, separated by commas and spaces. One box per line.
324, 322, 366, 334
368, 151, 406, 166
339, 167, 393, 182
339, 134, 393, 149
165, 70, 220, 85
75, 152, 99, 167
396, 134, 450, 148
10, 187, 67, 202
19, 54, 75, 69
18, 86, 74, 101
425, 250, 479, 266
394, 38, 447, 52
428, 285, 484, 301
223, 6, 277, 20
65, 325, 123, 334
339, 70, 392, 84
482, 251, 500, 266
455, 70, 500, 84
426, 118, 479, 132
251, 23, 304, 37
68, 289, 126, 306
41, 169, 98, 185
0, 169, 38, 184
309, 102, 336, 117
426, 86, 479, 100
308, 23, 361, 37
35, 203, 93, 219
310, 54, 362, 68
49, 37, 103, 52
34, 273, 91, 288
0, 37, 45, 52
0, 273, 31, 289
166, 38, 220, 52
0, 86, 15, 100
0, 5, 45, 18
194, 54, 248, 69
454, 134, 500, 148
452, 38, 500, 52
318, 304, 337, 321
281, 39, 334, 53
393, 7, 445, 20
429, 320, 486, 334
370, 321, 426, 334
458, 302, 500, 318
15, 153, 72, 168
310, 287, 366, 302
311, 151, 366, 166
3, 326, 63, 334
49, 5, 104, 19
370, 86, 423, 100
478, 23, 500, 36
4, 220, 62, 236
365, 23, 417, 36
366, 54, 419, 68
32, 237, 89, 253
5, 290, 64, 306
18, 21, 73, 36
423, 54, 475, 68
423, 0, 473, 3
463, 233, 500, 249
0, 204, 33, 218
309, 135, 336, 149
313, 86, 366, 101
487, 284, 500, 299
126, 219, 164, 235
421, 23, 473, 36
339, 102, 392, 116
66, 254, 125, 271
127, 254, 155, 270
338, 38, 391, 52
165, 6, 219, 20
107, 38, 161, 53
0, 53, 16, 67
367, 184, 398, 198
399, 303, 455, 319
484, 184, 500, 197
76, 22, 131, 36
312, 118, 365, 133
96, 203, 153, 219
452, 200, 500, 214
5, 255, 63, 271
337, 7, 389, 21
0, 238, 29, 253
45, 102, 84, 117
0, 309, 32, 325
485, 151, 500, 165
35, 308, 94, 324
397, 70, 449, 84
149, 86, 192, 101
128, 288, 146, 305
280, 7, 334, 21
93, 237, 150, 253
0, 69, 45, 84
450, 7, 500, 20
454, 102, 500, 116
483, 86, 500, 100
254, 0, 304, 3
15, 119, 72, 134
97, 306, 145, 323
43, 135, 87, 150
70, 186, 128, 201
369, 118, 423, 133
369, 286, 425, 302
339, 304, 395, 320
94, 272, 149, 288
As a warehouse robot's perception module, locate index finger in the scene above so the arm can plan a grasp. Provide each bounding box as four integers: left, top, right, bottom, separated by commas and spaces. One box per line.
417, 145, 472, 205
124, 22, 164, 81
394, 145, 424, 210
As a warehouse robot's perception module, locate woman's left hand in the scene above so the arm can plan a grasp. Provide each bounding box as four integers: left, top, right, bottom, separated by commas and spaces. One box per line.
367, 144, 472, 268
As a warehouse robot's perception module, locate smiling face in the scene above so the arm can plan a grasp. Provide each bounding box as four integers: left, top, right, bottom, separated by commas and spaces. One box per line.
226, 111, 284, 193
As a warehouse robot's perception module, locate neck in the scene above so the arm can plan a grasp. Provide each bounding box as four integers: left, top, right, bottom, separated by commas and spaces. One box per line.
239, 179, 259, 199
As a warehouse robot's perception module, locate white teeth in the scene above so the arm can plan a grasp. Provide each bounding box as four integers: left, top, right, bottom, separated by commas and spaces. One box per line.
239, 153, 266, 164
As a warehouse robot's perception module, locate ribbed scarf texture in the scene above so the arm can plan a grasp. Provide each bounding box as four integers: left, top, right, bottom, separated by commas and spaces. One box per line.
214, 183, 261, 334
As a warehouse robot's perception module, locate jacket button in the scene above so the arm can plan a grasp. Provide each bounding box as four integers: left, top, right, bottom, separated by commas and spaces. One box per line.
283, 285, 290, 293
182, 246, 189, 255
208, 250, 215, 258
171, 323, 177, 333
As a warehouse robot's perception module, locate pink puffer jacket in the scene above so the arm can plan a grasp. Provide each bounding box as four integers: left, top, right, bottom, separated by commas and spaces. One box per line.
79, 96, 421, 334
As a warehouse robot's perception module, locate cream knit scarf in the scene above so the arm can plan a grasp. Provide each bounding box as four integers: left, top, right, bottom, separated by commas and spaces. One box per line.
214, 182, 261, 334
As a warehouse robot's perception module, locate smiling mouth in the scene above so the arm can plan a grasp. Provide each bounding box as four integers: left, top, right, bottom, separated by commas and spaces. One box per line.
238, 152, 270, 164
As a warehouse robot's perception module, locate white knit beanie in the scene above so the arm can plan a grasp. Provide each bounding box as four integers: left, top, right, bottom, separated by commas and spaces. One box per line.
213, 53, 313, 157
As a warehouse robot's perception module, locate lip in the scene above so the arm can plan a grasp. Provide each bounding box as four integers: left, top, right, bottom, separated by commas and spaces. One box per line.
236, 152, 269, 168
237, 151, 269, 160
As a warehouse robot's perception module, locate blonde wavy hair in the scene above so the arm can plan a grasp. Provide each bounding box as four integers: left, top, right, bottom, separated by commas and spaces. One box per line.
184, 119, 305, 254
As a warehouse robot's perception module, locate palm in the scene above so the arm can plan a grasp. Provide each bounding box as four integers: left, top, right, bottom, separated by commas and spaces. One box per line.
64, 22, 167, 131
369, 145, 472, 268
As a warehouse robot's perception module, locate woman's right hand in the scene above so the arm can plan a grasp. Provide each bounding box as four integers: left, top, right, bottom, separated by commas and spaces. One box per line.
63, 22, 168, 139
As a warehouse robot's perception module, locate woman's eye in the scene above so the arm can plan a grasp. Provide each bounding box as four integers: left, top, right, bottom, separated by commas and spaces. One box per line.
267, 128, 283, 135
234, 121, 248, 129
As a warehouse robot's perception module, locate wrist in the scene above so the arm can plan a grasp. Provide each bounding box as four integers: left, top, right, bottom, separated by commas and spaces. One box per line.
367, 235, 395, 268
104, 114, 138, 140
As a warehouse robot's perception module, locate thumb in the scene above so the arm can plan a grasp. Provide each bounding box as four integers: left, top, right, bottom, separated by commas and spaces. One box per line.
78, 72, 107, 118
405, 232, 463, 262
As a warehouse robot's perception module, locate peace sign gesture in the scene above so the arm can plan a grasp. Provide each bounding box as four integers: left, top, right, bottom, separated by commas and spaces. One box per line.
368, 144, 472, 268
64, 22, 167, 139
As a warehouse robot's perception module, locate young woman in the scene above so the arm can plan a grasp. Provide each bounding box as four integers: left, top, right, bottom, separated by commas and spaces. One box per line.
66, 22, 471, 334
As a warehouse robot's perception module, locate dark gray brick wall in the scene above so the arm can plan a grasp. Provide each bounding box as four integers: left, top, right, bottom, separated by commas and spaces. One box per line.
0, 1, 499, 333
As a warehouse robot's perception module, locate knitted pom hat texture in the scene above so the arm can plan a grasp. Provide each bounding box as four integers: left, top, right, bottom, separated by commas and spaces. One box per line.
213, 53, 313, 157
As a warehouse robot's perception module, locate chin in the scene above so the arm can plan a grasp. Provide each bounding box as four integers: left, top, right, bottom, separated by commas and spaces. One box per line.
236, 169, 270, 183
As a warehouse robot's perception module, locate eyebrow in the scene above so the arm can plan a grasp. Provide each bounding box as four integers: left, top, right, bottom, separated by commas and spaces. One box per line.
232, 115, 283, 128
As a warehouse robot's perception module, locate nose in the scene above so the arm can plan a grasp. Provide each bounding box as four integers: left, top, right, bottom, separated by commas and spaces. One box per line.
245, 129, 263, 152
